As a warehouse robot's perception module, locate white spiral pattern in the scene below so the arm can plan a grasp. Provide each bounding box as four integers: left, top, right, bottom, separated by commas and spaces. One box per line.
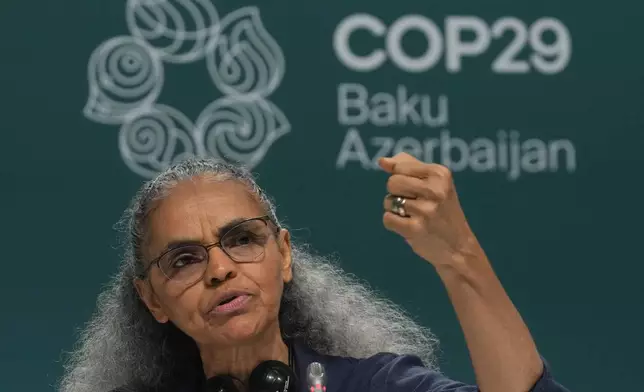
206, 7, 285, 98
84, 36, 163, 125
194, 97, 290, 168
119, 105, 197, 178
85, 2, 290, 177
127, 0, 220, 63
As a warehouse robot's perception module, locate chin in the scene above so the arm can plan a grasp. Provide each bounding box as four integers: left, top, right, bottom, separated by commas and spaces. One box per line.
211, 310, 273, 344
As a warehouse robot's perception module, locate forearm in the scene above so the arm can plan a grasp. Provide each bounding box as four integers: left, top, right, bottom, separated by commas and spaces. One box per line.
435, 238, 543, 392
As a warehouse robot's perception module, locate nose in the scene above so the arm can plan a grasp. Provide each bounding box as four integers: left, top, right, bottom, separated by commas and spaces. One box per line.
203, 246, 238, 286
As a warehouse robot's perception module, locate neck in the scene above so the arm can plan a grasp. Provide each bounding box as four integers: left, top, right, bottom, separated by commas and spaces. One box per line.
200, 324, 289, 386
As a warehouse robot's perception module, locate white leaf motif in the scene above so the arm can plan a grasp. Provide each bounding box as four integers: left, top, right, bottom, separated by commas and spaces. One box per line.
84, 36, 163, 125
119, 104, 197, 178
126, 0, 220, 64
206, 7, 285, 98
194, 97, 290, 168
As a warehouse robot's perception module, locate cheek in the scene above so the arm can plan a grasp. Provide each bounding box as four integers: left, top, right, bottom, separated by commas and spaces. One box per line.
247, 256, 285, 306
157, 285, 205, 327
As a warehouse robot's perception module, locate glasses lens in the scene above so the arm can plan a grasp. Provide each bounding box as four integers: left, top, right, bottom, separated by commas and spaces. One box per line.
159, 245, 208, 283
221, 219, 270, 262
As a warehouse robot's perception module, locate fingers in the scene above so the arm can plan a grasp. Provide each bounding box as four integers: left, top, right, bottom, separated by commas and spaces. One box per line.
378, 153, 452, 181
383, 196, 438, 219
386, 174, 447, 201
378, 153, 416, 172
383, 211, 422, 239
380, 152, 456, 241
379, 157, 430, 177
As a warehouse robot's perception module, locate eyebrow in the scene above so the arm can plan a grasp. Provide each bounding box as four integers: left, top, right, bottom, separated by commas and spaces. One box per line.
156, 217, 251, 255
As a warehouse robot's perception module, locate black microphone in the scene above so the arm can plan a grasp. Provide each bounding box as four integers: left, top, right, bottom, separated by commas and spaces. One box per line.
306, 362, 327, 392
204, 375, 238, 392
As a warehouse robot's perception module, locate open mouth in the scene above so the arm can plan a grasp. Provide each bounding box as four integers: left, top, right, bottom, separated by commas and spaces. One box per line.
210, 293, 251, 314
218, 296, 237, 305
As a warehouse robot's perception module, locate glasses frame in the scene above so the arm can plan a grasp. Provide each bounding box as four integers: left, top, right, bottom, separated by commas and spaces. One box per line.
139, 215, 278, 281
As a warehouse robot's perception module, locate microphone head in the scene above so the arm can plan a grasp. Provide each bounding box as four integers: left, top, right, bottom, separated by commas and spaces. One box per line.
306, 362, 327, 390
204, 376, 237, 392
249, 360, 296, 392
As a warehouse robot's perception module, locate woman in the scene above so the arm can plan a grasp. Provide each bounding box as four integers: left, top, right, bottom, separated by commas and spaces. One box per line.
59, 153, 569, 392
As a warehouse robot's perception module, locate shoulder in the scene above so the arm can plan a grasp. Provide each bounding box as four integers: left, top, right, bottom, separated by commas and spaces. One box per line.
345, 353, 569, 392
351, 353, 476, 392
305, 348, 475, 392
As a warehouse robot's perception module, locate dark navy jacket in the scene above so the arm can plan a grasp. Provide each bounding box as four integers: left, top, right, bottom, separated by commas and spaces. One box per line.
113, 339, 570, 392
290, 340, 570, 392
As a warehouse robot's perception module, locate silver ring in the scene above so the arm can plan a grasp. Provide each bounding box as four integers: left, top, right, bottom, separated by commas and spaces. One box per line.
390, 195, 408, 217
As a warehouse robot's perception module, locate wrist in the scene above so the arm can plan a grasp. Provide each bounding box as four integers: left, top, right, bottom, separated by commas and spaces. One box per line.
434, 238, 491, 285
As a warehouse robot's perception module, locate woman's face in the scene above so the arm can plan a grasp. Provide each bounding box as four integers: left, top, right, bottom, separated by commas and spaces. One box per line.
135, 177, 292, 347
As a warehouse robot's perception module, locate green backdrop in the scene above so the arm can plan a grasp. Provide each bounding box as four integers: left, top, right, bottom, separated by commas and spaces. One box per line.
1, 0, 642, 391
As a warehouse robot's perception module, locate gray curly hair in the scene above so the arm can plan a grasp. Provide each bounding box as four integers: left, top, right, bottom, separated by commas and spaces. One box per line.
58, 158, 439, 392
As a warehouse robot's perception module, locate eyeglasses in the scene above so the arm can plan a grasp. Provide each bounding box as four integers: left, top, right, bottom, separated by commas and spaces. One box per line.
141, 216, 277, 286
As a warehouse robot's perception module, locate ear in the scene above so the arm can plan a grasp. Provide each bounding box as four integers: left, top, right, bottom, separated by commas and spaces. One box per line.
277, 229, 293, 283
134, 278, 170, 323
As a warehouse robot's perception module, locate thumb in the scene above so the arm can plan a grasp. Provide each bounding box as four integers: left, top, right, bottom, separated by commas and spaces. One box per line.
378, 156, 395, 173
